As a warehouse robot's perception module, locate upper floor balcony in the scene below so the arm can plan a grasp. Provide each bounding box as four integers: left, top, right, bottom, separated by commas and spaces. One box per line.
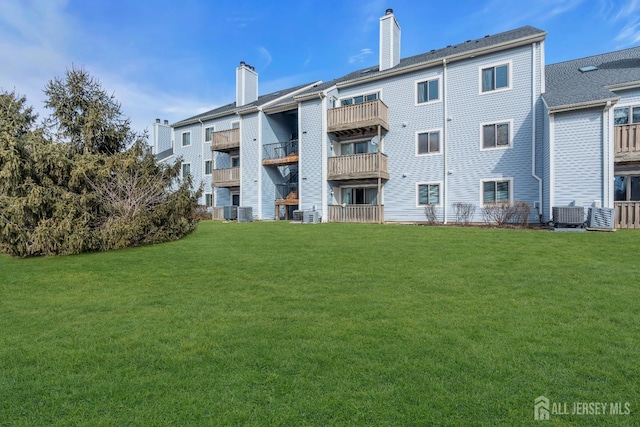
327, 152, 389, 181
212, 167, 240, 188
262, 140, 299, 166
211, 128, 240, 152
327, 99, 389, 138
615, 124, 640, 163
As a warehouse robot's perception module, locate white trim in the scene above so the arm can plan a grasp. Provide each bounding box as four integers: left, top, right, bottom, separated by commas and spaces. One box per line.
540, 40, 546, 94
531, 42, 543, 215
478, 60, 513, 95
415, 128, 443, 156
479, 119, 514, 150
204, 126, 215, 143
479, 177, 513, 205
603, 103, 615, 208
204, 159, 212, 176
337, 88, 383, 105
257, 112, 263, 219
549, 113, 555, 209
443, 59, 448, 224
298, 103, 304, 209
321, 98, 328, 221
181, 130, 192, 147
414, 76, 442, 106
204, 193, 213, 207
415, 181, 443, 207
231, 120, 240, 129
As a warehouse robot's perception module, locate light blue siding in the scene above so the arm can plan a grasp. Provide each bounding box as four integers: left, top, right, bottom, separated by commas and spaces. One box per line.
553, 107, 604, 209
299, 99, 324, 211
241, 113, 260, 214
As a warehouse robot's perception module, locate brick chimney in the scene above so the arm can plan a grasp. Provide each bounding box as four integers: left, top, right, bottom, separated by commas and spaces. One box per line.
236, 61, 258, 107
379, 9, 401, 71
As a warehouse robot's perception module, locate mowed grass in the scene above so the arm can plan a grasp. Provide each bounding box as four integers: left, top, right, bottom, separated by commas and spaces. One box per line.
1, 222, 639, 426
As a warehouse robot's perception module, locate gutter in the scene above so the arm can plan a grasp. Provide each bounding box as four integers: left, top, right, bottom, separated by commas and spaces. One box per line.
545, 97, 620, 114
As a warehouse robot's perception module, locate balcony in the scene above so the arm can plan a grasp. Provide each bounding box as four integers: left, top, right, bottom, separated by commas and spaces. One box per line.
328, 204, 384, 223
211, 128, 240, 152
212, 167, 240, 187
615, 124, 640, 163
263, 140, 299, 166
328, 99, 389, 137
615, 201, 640, 229
328, 152, 389, 181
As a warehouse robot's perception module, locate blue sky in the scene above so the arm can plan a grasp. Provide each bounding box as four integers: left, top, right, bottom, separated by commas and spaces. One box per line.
1, 0, 639, 134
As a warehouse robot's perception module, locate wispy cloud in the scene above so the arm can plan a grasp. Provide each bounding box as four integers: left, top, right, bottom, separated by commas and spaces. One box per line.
257, 46, 272, 70
470, 0, 584, 31
601, 0, 640, 47
348, 48, 373, 64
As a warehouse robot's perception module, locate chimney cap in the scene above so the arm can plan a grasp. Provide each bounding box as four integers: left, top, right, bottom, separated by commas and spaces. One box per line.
240, 61, 246, 66
163, 120, 169, 125
155, 118, 160, 123
385, 8, 393, 15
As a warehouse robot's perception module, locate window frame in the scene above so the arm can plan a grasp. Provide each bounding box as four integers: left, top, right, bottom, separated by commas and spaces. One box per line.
230, 155, 240, 168
181, 162, 191, 178
480, 178, 513, 205
204, 126, 215, 143
614, 105, 640, 125
204, 193, 213, 207
340, 185, 380, 205
478, 60, 512, 94
338, 89, 382, 107
416, 181, 443, 207
181, 131, 191, 147
204, 159, 212, 175
415, 129, 443, 156
415, 77, 441, 105
339, 135, 379, 156
480, 119, 513, 151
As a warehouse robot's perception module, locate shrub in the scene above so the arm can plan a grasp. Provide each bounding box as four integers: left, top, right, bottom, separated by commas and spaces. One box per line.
453, 202, 475, 225
424, 204, 439, 225
482, 201, 531, 227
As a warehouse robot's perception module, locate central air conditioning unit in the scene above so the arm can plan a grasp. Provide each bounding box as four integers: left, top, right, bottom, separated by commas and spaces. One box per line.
292, 210, 304, 221
223, 205, 238, 220
587, 207, 614, 229
552, 206, 585, 227
237, 207, 253, 223
302, 210, 320, 224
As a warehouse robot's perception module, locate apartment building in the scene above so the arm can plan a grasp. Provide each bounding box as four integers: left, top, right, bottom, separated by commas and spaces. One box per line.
152, 9, 640, 228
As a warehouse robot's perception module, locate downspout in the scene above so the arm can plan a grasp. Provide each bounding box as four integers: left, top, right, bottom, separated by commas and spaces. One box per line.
603, 100, 613, 208
442, 58, 448, 224
258, 110, 263, 219
321, 96, 328, 222
531, 43, 543, 223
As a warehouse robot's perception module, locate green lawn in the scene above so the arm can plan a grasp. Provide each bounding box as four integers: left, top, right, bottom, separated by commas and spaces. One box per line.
1, 222, 639, 426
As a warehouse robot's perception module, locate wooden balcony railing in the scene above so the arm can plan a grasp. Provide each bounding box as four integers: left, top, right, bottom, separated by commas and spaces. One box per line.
211, 128, 240, 152
212, 167, 240, 187
615, 124, 640, 162
327, 99, 389, 137
328, 204, 384, 223
615, 201, 640, 229
328, 152, 389, 180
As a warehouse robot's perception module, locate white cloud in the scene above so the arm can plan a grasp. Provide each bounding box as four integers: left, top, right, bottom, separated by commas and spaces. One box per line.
348, 48, 373, 64
257, 46, 273, 70
602, 0, 640, 47
472, 0, 584, 31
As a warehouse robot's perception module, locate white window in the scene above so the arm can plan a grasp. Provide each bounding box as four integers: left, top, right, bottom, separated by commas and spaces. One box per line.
181, 162, 191, 178
416, 78, 439, 104
479, 61, 511, 93
482, 179, 512, 204
340, 92, 379, 106
614, 106, 640, 125
416, 182, 441, 206
205, 193, 213, 207
181, 131, 191, 147
231, 156, 240, 168
204, 160, 212, 175
481, 120, 512, 150
231, 121, 240, 129
416, 130, 441, 155
205, 127, 215, 142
